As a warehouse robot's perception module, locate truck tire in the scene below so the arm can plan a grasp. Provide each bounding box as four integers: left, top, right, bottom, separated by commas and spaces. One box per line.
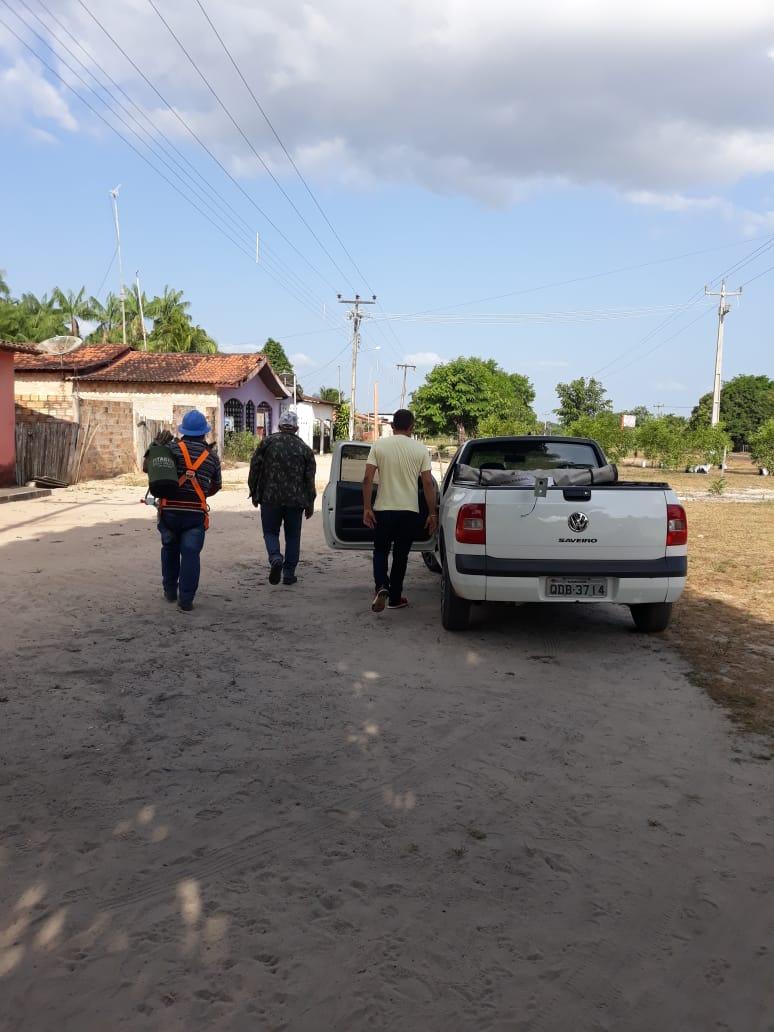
442, 563, 470, 631
422, 551, 442, 575
630, 602, 672, 633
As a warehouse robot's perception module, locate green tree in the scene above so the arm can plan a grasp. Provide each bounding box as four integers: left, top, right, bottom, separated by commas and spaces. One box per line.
690, 374, 774, 449
636, 417, 694, 469
148, 308, 217, 354
749, 418, 774, 472
13, 292, 65, 341
319, 386, 342, 403
628, 405, 653, 425
88, 293, 125, 344
412, 356, 536, 442
262, 338, 293, 375
555, 377, 612, 426
687, 425, 732, 467
567, 412, 634, 463
145, 286, 189, 325
52, 286, 94, 338
333, 401, 350, 439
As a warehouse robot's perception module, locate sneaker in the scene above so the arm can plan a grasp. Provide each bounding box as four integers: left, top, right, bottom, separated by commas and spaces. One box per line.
283, 575, 298, 586
164, 591, 177, 603
388, 597, 409, 609
371, 587, 389, 613
269, 561, 283, 585
178, 600, 194, 612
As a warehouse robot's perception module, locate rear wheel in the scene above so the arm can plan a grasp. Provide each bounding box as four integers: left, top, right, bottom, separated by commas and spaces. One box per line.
442, 562, 470, 631
630, 602, 672, 633
422, 551, 442, 575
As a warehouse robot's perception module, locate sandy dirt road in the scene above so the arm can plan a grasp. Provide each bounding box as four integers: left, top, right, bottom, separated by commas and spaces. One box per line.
0, 484, 772, 1032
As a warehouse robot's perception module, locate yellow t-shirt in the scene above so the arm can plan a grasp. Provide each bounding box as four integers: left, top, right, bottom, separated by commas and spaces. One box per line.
366, 435, 432, 512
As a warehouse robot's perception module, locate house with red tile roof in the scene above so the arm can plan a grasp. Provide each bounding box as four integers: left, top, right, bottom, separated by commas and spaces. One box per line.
14, 345, 289, 479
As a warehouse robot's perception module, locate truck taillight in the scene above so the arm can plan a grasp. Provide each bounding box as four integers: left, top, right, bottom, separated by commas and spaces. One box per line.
666, 504, 687, 546
456, 503, 486, 544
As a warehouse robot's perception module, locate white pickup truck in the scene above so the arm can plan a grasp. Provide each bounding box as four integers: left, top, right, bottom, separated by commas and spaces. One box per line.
323, 436, 687, 634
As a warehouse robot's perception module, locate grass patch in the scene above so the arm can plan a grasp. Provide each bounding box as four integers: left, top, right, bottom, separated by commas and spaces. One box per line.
661, 501, 774, 737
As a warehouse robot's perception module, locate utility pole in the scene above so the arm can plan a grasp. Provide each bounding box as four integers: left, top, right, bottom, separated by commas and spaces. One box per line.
109, 186, 127, 348
338, 293, 376, 439
337, 365, 342, 404
373, 380, 379, 442
135, 270, 148, 350
705, 279, 742, 425
654, 403, 664, 418
396, 363, 416, 408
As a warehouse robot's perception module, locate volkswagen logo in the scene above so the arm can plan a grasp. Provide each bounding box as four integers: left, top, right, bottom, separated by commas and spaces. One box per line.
568, 512, 589, 533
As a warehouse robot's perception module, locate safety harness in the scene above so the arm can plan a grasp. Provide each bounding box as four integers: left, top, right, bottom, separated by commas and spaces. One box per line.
159, 440, 211, 529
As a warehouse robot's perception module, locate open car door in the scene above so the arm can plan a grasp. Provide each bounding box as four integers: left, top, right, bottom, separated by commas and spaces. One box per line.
323, 441, 437, 552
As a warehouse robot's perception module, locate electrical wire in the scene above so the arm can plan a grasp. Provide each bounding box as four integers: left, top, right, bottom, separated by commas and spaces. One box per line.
0, 9, 337, 325
93, 245, 118, 299
740, 262, 774, 287
146, 0, 352, 295
75, 0, 345, 307
191, 0, 406, 361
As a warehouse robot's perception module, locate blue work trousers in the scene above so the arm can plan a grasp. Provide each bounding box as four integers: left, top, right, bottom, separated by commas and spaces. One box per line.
260, 504, 304, 577
158, 510, 206, 604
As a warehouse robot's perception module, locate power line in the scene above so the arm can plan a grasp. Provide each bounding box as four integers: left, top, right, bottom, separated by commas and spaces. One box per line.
146, 0, 353, 294
739, 262, 774, 288
0, 9, 339, 325
74, 0, 343, 307
190, 0, 407, 364
406, 235, 774, 318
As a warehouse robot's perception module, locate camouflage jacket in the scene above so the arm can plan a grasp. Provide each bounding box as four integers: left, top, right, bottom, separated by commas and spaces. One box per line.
248, 432, 316, 509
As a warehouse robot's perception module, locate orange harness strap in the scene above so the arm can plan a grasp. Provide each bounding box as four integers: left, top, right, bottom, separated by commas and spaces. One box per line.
160, 441, 211, 529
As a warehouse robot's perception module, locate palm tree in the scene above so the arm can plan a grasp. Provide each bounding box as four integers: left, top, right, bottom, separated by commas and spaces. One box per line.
145, 286, 189, 326
0, 269, 10, 300
148, 308, 217, 354
89, 293, 123, 344
52, 287, 94, 338
319, 386, 343, 403
123, 286, 150, 346
18, 292, 67, 341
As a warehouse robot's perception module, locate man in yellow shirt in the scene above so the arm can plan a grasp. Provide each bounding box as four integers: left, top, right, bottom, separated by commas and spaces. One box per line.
362, 409, 438, 612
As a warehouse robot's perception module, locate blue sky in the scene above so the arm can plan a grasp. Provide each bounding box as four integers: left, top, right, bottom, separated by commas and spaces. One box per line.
1, 0, 773, 418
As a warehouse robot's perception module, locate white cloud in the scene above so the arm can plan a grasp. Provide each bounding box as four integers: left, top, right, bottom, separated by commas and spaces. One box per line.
404, 352, 443, 366
290, 352, 315, 368
4, 1, 774, 204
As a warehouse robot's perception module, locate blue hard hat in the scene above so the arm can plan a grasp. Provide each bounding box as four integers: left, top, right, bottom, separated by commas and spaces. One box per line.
178, 409, 211, 436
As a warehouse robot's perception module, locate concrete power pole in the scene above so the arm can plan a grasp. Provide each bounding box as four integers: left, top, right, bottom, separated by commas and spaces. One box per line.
704, 279, 742, 425
338, 294, 376, 439
109, 186, 127, 348
396, 363, 416, 408
135, 271, 148, 351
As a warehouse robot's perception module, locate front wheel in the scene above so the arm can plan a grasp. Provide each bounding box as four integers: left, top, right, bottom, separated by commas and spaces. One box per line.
442, 562, 470, 631
630, 602, 672, 633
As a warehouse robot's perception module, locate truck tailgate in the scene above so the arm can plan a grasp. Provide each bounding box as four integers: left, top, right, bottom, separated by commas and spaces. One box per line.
484, 487, 668, 562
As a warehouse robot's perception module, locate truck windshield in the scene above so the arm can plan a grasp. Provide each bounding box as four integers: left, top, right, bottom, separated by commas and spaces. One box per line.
463, 440, 600, 471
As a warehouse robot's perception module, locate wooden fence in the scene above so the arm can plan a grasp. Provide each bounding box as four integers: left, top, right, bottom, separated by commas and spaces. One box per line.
15, 418, 96, 487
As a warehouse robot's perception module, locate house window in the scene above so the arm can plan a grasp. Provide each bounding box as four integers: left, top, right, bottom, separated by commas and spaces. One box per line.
224, 398, 244, 434
256, 402, 272, 439
245, 400, 256, 434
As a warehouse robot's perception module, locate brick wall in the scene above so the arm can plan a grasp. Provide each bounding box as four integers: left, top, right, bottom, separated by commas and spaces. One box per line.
78, 399, 135, 479
14, 393, 75, 422
173, 404, 219, 446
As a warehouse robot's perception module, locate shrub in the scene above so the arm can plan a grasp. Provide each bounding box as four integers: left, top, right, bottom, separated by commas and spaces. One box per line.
708, 477, 727, 496
750, 418, 774, 472
566, 412, 634, 463
223, 431, 259, 463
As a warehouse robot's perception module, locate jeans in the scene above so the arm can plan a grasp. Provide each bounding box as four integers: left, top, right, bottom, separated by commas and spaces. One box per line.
261, 504, 304, 577
158, 510, 206, 604
373, 510, 416, 604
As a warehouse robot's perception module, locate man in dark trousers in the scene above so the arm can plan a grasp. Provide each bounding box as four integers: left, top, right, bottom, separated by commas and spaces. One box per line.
248, 409, 316, 585
148, 410, 221, 612
362, 408, 437, 611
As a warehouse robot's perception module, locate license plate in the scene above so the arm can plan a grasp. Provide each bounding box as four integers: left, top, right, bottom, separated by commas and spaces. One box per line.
547, 578, 607, 598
